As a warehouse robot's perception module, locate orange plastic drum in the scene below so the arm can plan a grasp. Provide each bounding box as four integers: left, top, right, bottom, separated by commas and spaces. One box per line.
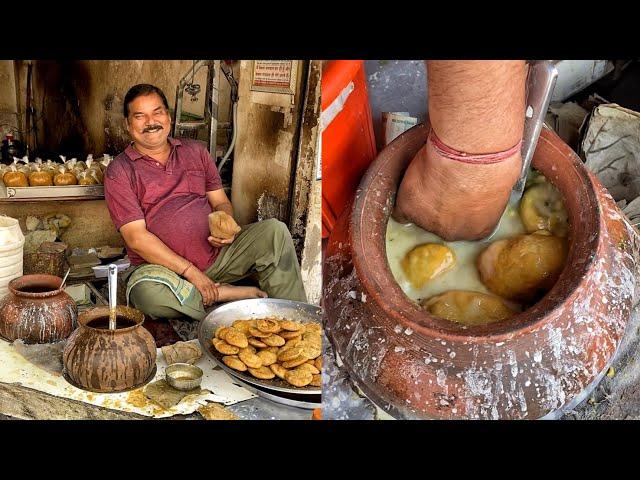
321, 60, 377, 238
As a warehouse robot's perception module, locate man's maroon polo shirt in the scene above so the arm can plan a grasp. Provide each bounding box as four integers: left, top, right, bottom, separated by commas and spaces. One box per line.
104, 137, 223, 271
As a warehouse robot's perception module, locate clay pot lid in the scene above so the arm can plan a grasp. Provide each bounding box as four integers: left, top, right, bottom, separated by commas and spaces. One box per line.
346, 123, 602, 344
9, 274, 63, 299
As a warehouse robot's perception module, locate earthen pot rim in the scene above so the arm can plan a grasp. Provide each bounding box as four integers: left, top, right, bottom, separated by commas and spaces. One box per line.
350, 122, 602, 343
8, 274, 64, 299
77, 305, 145, 334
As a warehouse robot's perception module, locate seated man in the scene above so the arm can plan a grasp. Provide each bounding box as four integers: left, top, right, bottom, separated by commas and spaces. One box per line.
104, 83, 306, 321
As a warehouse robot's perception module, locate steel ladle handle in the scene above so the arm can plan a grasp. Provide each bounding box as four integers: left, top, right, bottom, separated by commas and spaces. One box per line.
481, 61, 559, 242
514, 60, 559, 195
108, 264, 118, 330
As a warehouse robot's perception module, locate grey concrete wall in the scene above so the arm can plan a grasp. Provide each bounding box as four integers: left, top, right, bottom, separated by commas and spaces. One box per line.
231, 60, 307, 226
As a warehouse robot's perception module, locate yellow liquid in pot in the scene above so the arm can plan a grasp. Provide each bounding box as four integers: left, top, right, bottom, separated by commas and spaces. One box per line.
386, 205, 526, 304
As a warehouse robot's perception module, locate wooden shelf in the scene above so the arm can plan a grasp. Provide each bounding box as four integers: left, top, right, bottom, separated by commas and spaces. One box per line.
0, 184, 104, 201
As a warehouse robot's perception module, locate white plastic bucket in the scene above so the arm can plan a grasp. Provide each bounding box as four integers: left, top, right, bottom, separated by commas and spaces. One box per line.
0, 216, 24, 299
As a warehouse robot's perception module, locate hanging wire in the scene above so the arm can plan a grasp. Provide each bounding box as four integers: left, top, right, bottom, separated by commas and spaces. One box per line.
184, 60, 201, 102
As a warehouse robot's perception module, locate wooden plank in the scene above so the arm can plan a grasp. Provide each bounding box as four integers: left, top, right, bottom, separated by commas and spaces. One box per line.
288, 60, 321, 256
0, 381, 147, 420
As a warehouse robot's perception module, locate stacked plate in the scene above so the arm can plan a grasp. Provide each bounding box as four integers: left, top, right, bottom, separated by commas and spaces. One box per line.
198, 298, 322, 410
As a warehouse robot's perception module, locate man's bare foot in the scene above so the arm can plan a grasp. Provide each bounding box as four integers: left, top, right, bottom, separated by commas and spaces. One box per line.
216, 284, 268, 302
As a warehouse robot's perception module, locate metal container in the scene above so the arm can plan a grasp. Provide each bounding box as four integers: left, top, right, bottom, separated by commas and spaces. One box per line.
551, 60, 614, 102
226, 373, 321, 410
198, 298, 322, 397
165, 363, 203, 391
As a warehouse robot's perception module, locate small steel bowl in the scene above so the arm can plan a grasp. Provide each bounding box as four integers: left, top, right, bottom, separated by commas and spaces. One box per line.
165, 363, 203, 391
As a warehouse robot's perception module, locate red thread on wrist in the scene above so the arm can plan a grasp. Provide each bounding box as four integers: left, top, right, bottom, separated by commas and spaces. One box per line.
429, 128, 522, 164
181, 262, 192, 276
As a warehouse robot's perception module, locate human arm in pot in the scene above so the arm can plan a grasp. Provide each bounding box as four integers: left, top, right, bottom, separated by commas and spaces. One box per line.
393, 60, 526, 241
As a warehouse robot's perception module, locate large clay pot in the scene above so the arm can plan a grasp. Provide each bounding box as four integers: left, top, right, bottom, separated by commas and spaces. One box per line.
62, 305, 157, 393
324, 124, 640, 420
0, 274, 77, 343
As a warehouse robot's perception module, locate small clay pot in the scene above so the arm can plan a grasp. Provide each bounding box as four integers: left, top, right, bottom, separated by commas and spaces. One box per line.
0, 274, 77, 343
324, 124, 640, 419
62, 305, 157, 393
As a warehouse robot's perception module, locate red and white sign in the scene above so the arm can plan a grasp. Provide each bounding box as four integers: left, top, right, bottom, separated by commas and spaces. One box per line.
251, 60, 297, 94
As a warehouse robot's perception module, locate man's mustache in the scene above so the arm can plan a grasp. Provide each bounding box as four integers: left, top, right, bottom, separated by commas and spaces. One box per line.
143, 124, 163, 133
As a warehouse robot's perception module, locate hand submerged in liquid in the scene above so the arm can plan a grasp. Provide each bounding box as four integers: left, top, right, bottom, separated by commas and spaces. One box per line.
393, 135, 522, 242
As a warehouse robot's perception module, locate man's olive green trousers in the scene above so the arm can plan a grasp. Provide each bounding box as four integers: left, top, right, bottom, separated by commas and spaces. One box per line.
127, 219, 307, 321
